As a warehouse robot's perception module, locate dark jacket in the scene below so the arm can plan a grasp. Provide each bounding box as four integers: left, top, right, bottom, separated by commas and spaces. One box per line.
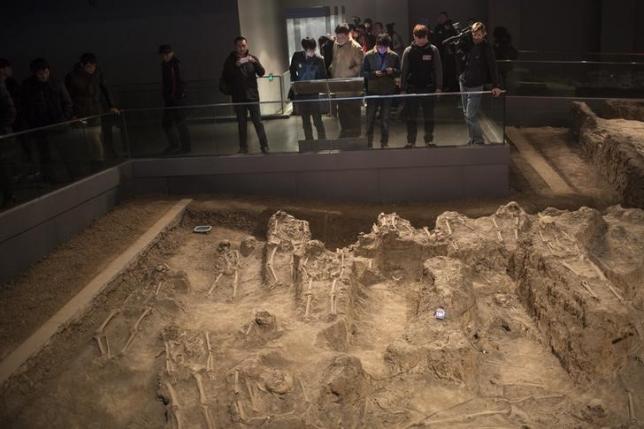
320, 39, 334, 74
400, 42, 443, 92
0, 80, 16, 133
458, 36, 500, 88
65, 63, 114, 118
161, 57, 186, 105
290, 51, 327, 82
20, 76, 72, 128
363, 49, 400, 95
220, 52, 265, 102
433, 20, 458, 48
289, 52, 327, 99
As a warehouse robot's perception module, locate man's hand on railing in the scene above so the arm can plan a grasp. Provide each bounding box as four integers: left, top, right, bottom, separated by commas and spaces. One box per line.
491, 88, 504, 97
110, 107, 120, 114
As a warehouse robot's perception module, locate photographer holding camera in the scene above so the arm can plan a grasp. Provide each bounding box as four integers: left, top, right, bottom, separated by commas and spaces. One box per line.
452, 22, 502, 145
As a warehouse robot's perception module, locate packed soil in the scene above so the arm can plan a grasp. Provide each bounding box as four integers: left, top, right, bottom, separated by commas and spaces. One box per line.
0, 197, 178, 360
1, 201, 642, 428
572, 101, 644, 208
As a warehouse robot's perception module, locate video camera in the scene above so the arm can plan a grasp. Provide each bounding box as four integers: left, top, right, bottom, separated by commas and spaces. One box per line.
441, 21, 473, 46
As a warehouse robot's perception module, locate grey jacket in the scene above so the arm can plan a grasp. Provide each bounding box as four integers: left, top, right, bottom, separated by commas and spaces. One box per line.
400, 42, 443, 93
362, 49, 400, 95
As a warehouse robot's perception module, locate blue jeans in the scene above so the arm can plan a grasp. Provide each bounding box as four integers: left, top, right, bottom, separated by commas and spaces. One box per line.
459, 82, 484, 144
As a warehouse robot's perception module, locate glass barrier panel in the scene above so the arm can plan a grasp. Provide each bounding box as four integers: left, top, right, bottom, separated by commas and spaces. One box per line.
0, 114, 120, 209
501, 60, 644, 97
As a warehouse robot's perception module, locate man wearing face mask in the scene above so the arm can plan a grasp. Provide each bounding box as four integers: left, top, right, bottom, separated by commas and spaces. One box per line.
220, 36, 269, 154
329, 23, 364, 139
456, 22, 502, 145
289, 37, 328, 141
363, 33, 400, 148
400, 24, 443, 148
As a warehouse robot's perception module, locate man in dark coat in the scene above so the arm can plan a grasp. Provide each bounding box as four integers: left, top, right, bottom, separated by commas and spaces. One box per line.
66, 52, 119, 165
363, 33, 400, 148
433, 12, 459, 92
456, 22, 502, 145
159, 44, 191, 155
21, 58, 73, 181
400, 25, 443, 147
289, 37, 328, 141
220, 36, 269, 154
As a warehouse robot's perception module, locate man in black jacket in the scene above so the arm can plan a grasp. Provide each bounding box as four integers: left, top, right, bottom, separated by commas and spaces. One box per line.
289, 37, 327, 141
220, 36, 269, 154
21, 58, 73, 181
159, 44, 191, 155
400, 25, 443, 148
457, 22, 502, 145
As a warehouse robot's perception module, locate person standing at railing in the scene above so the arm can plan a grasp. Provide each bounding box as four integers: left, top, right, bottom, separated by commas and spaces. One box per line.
65, 53, 120, 171
20, 58, 73, 182
159, 44, 191, 155
0, 69, 16, 207
329, 23, 364, 139
400, 24, 443, 148
456, 22, 502, 145
220, 36, 270, 154
363, 33, 400, 148
289, 37, 328, 141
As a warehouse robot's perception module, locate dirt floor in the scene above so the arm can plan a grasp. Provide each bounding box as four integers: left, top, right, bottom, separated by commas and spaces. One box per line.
0, 199, 642, 428
0, 197, 178, 360
0, 107, 642, 427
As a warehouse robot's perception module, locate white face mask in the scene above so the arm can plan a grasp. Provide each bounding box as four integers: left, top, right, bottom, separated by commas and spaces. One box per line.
305, 50, 315, 58
377, 46, 388, 55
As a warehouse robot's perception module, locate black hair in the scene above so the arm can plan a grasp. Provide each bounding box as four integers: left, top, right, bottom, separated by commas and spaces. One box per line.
234, 36, 247, 44
375, 33, 392, 48
301, 37, 317, 51
440, 11, 449, 17
158, 44, 172, 54
0, 58, 10, 68
30, 58, 49, 73
335, 23, 350, 35
364, 18, 373, 25
80, 52, 97, 65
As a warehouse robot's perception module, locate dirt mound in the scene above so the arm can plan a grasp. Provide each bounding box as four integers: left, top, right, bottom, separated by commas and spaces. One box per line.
2, 202, 643, 428
572, 101, 644, 208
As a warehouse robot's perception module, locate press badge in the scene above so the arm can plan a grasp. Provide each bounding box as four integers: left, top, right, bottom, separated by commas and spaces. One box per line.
422, 55, 432, 61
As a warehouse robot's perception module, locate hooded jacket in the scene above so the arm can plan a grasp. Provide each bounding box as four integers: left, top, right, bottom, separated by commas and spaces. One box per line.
400, 42, 443, 92
220, 51, 266, 102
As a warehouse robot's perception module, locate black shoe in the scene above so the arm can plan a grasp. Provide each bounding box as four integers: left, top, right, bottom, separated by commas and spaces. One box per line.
381, 142, 389, 148
261, 146, 270, 154
405, 143, 414, 149
238, 146, 249, 154
425, 142, 437, 148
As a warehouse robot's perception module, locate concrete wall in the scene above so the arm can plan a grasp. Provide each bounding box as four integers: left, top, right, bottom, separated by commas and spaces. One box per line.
0, 0, 241, 107
0, 163, 132, 284
129, 146, 510, 203
280, 0, 409, 38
